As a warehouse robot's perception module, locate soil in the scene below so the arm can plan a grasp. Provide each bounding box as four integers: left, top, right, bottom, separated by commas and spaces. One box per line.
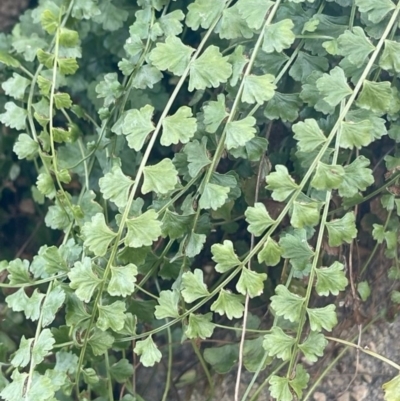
0, 0, 30, 32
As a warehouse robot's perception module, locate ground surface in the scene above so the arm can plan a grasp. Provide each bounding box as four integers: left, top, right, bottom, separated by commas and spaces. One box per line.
0, 0, 29, 32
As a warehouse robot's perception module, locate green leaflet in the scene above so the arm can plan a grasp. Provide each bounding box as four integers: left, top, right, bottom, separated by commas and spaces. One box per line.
262, 19, 296, 54
242, 74, 276, 104
134, 336, 162, 367
161, 106, 197, 146
188, 45, 232, 91
186, 0, 226, 30
337, 27, 375, 67
149, 36, 194, 76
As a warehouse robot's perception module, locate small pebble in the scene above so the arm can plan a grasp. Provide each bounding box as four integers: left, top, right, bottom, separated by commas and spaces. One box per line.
313, 391, 327, 401
337, 392, 350, 401
351, 384, 368, 401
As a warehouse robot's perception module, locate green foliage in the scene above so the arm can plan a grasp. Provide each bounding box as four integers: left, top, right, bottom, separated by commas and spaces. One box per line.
0, 0, 399, 400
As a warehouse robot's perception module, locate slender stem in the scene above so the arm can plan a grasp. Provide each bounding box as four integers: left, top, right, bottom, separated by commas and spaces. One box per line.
191, 339, 214, 400
325, 335, 400, 371
104, 351, 114, 401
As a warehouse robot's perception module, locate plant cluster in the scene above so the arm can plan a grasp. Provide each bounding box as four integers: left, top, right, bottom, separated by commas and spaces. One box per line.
1, 0, 400, 400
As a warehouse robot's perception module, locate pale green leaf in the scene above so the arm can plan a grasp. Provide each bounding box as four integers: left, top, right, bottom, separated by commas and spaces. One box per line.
40, 9, 58, 34
11, 336, 33, 367
237, 0, 274, 30
326, 212, 357, 247
6, 258, 32, 285
290, 200, 321, 229
340, 119, 374, 149
58, 57, 79, 75
68, 257, 102, 302
161, 106, 197, 146
316, 67, 352, 106
122, 105, 155, 151
264, 92, 303, 122
54, 92, 72, 110
82, 213, 117, 257
125, 209, 162, 248
13, 134, 39, 160
108, 264, 138, 297
2, 73, 30, 100
289, 364, 309, 399
270, 285, 304, 323
245, 202, 275, 236
379, 40, 400, 73
356, 80, 392, 115
161, 210, 193, 239
0, 102, 27, 130
181, 269, 210, 303
242, 74, 276, 104
142, 158, 178, 195
89, 328, 114, 356
37, 172, 56, 199
337, 27, 375, 67
6, 288, 44, 321
32, 329, 55, 366
134, 336, 162, 367
93, 0, 128, 31
280, 230, 314, 272
236, 267, 267, 298
269, 375, 292, 401
203, 94, 228, 133
211, 240, 241, 273
228, 45, 248, 87
0, 50, 21, 67
300, 71, 335, 114
307, 305, 337, 331
266, 165, 299, 202
189, 45, 232, 91
311, 162, 345, 190
291, 52, 329, 84
382, 374, 400, 401
210, 290, 245, 320
157, 10, 185, 36
183, 138, 211, 177
355, 0, 396, 24
316, 261, 348, 296
225, 116, 256, 150
41, 286, 65, 327
185, 232, 207, 257
216, 4, 254, 40
110, 359, 134, 384
0, 371, 26, 401
263, 327, 295, 361
186, 0, 226, 30
185, 313, 215, 339
131, 64, 163, 89
292, 119, 327, 152
149, 35, 194, 76
199, 182, 230, 210
299, 332, 328, 363
95, 73, 123, 107
338, 156, 374, 197
258, 238, 282, 266
99, 166, 133, 208
155, 290, 180, 319
357, 281, 371, 301
97, 301, 126, 332
262, 19, 296, 53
